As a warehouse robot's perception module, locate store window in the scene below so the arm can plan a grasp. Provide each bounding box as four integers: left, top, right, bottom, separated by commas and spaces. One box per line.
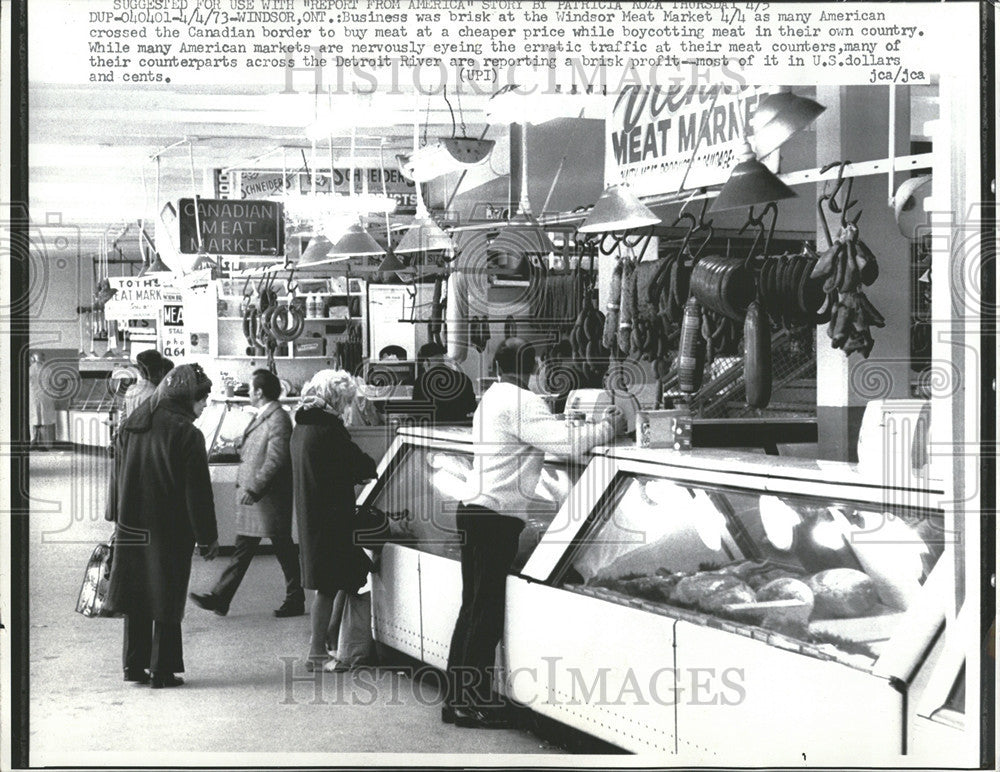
557, 473, 945, 667
366, 444, 581, 571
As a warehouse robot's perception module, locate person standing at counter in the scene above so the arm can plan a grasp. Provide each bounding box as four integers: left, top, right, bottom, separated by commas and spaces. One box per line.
444, 337, 624, 729
290, 370, 377, 671
105, 363, 219, 689
412, 342, 477, 424
190, 369, 304, 618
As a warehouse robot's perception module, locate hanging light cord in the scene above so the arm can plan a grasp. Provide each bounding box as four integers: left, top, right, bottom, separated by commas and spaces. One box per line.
189, 139, 204, 252
677, 86, 722, 192
442, 86, 457, 138
455, 83, 467, 136
422, 95, 431, 148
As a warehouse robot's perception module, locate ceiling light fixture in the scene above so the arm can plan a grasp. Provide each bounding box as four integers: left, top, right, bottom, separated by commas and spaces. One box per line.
397, 137, 495, 183
395, 128, 455, 255
578, 185, 660, 233
750, 87, 826, 159
710, 140, 797, 212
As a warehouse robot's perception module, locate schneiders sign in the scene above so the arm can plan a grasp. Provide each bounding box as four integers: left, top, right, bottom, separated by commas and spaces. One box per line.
607, 85, 774, 198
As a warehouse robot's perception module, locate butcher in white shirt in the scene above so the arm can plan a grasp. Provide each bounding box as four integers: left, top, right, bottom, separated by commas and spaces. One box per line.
443, 337, 623, 729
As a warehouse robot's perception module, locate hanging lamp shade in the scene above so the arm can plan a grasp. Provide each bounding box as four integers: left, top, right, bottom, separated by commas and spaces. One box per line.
578, 185, 661, 233
138, 253, 171, 276
395, 215, 454, 254
491, 215, 556, 255
297, 234, 335, 266
327, 223, 385, 258
750, 89, 826, 158
710, 142, 797, 213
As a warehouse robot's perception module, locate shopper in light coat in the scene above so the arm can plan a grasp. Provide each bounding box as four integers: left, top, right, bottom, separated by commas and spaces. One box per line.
28, 351, 57, 449
190, 369, 304, 617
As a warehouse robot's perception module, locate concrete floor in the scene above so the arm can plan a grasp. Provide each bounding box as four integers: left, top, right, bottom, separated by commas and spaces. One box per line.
27, 450, 574, 765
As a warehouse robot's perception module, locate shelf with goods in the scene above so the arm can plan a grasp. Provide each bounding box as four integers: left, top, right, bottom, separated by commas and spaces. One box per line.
213, 275, 367, 363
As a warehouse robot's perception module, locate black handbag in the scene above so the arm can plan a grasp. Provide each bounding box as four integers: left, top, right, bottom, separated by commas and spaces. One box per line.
75, 541, 121, 618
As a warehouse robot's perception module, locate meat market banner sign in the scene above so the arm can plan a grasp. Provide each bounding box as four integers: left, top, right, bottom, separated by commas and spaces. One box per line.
607, 85, 774, 198
103, 275, 180, 321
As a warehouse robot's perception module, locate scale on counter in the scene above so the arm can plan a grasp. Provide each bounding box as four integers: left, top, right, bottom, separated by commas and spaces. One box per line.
563, 388, 641, 433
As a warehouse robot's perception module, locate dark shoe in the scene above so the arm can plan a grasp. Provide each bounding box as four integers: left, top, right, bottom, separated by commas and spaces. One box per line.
124, 668, 150, 684
441, 705, 510, 729
150, 673, 184, 689
189, 592, 228, 616
274, 599, 306, 618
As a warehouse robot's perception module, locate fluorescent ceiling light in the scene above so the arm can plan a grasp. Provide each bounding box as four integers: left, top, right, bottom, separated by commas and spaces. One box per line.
397, 137, 494, 183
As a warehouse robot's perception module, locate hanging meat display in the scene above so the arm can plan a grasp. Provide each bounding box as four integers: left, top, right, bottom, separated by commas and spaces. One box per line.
811, 220, 885, 357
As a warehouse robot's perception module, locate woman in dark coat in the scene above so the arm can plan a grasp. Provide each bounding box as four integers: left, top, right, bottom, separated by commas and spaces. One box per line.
105, 363, 219, 688
290, 370, 377, 669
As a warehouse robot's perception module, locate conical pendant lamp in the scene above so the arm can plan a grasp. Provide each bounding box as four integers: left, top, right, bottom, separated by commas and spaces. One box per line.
395, 190, 454, 254
328, 222, 386, 258
138, 252, 171, 277
750, 87, 826, 159
491, 123, 555, 256
578, 185, 660, 233
710, 141, 797, 212
298, 234, 335, 267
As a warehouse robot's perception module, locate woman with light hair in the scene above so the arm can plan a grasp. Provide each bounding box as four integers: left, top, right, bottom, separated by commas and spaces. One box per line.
290, 370, 378, 670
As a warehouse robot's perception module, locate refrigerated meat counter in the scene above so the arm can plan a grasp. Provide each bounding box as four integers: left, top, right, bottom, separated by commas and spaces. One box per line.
360, 427, 969, 764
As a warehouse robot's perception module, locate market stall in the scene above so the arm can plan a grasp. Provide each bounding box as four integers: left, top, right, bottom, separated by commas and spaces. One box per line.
362, 426, 961, 763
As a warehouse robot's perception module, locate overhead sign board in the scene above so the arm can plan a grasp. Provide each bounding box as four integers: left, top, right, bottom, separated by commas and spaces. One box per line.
178, 197, 285, 256
606, 85, 775, 198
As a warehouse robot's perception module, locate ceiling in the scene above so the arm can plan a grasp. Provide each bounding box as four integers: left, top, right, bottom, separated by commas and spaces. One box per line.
29, 80, 511, 254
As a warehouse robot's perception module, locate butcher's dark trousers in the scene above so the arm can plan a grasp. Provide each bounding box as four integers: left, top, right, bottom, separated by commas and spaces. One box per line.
446, 504, 524, 709
123, 613, 183, 675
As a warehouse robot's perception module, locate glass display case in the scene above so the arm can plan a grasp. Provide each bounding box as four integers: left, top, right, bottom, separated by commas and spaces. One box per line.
366, 442, 582, 571
555, 471, 945, 668
194, 400, 257, 463
70, 376, 118, 412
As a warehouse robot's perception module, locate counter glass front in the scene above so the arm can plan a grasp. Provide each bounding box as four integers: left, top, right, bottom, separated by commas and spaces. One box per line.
367, 443, 582, 571
194, 401, 256, 463
556, 472, 945, 667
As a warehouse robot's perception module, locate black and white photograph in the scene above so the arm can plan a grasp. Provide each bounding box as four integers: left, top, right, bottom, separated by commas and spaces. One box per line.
1, 0, 996, 768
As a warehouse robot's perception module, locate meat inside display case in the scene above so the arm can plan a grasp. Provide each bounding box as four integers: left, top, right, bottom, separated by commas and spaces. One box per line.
365, 443, 581, 571
555, 473, 945, 667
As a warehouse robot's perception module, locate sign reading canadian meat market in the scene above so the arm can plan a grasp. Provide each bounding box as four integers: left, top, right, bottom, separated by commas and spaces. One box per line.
178, 198, 285, 256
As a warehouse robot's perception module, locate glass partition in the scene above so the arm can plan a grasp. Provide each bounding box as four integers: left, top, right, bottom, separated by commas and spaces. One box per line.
558, 473, 945, 667
367, 444, 581, 571
193, 402, 257, 462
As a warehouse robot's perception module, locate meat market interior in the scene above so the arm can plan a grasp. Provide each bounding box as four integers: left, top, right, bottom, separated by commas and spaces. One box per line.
16, 20, 994, 768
